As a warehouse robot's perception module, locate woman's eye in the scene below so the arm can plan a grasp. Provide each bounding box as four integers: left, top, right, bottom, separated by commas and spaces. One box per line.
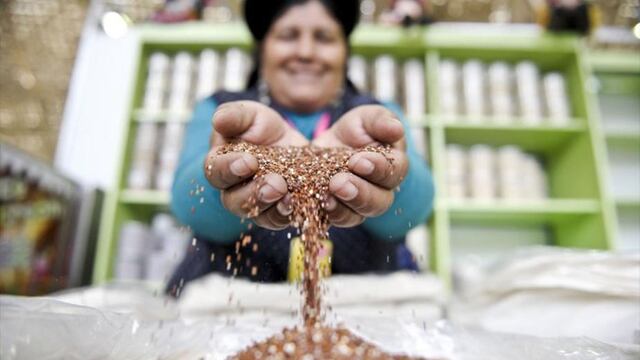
276, 29, 298, 40
315, 31, 336, 43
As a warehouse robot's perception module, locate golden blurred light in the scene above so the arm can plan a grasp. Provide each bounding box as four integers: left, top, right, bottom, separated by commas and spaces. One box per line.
101, 11, 130, 38
633, 23, 640, 40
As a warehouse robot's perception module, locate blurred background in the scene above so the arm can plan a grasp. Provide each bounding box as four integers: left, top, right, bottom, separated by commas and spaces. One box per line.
0, 0, 638, 297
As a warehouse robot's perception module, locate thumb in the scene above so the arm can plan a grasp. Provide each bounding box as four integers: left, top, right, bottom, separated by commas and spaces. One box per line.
331, 105, 404, 148
212, 101, 306, 146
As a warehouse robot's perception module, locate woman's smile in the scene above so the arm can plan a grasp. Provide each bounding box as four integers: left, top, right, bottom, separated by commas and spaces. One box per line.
286, 66, 325, 82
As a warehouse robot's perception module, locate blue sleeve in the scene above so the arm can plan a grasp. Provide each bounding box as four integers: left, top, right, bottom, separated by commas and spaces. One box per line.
170, 98, 250, 244
361, 102, 435, 241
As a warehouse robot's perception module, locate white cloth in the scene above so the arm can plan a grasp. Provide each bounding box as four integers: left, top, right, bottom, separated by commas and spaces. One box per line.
177, 271, 445, 323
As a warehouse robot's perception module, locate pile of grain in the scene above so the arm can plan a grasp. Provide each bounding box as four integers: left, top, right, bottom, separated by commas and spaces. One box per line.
231, 325, 423, 360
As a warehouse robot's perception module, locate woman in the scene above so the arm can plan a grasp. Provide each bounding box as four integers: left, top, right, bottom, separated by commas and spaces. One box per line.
167, 0, 434, 296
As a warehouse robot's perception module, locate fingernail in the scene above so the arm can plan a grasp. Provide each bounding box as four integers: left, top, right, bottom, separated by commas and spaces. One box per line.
336, 181, 358, 201
277, 201, 292, 216
212, 110, 226, 123
230, 157, 251, 176
277, 194, 292, 215
214, 106, 229, 117
259, 184, 283, 203
353, 158, 374, 175
325, 196, 338, 211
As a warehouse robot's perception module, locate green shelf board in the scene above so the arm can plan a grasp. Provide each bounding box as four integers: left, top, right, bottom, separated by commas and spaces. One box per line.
605, 130, 640, 145
351, 24, 425, 48
442, 120, 586, 154
436, 116, 585, 130
136, 22, 252, 46
119, 189, 170, 205
131, 22, 585, 56
588, 50, 640, 74
425, 25, 578, 53
615, 199, 640, 211
134, 23, 427, 52
447, 198, 600, 225
595, 73, 640, 96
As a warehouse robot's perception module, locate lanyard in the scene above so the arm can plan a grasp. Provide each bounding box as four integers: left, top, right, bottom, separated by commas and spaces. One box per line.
285, 112, 331, 140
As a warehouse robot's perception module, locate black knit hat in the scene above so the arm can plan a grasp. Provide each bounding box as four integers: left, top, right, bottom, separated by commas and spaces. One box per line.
243, 0, 361, 41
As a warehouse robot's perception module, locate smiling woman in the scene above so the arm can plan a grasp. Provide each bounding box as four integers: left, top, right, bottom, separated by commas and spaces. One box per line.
166, 0, 435, 295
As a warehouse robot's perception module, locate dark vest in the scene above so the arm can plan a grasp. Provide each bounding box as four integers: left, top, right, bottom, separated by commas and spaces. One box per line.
166, 86, 415, 296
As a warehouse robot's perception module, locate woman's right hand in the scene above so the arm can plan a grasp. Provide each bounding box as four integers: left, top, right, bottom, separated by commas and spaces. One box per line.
204, 101, 309, 230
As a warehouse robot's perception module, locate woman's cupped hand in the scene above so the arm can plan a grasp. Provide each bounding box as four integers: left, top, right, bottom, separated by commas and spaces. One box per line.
204, 101, 308, 230
313, 105, 408, 228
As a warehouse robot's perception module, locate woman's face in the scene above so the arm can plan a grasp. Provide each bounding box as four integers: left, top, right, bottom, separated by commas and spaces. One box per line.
261, 1, 347, 113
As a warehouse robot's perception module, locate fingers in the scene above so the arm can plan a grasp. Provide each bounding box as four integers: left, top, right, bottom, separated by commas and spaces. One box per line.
220, 173, 293, 230
252, 198, 292, 230
324, 195, 365, 228
213, 101, 280, 142
328, 172, 394, 219
360, 106, 404, 145
323, 105, 404, 148
348, 149, 408, 190
212, 101, 308, 146
221, 173, 287, 214
204, 151, 258, 190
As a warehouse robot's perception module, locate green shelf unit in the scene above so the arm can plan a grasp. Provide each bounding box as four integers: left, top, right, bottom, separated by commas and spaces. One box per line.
93, 24, 257, 284
94, 23, 619, 286
588, 49, 640, 252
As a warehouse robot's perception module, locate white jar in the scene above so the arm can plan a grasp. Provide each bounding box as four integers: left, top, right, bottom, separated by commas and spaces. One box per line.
439, 60, 460, 117
462, 60, 486, 120
195, 49, 221, 100
515, 61, 543, 125
373, 55, 397, 103
488, 62, 514, 120
468, 144, 496, 200
543, 72, 571, 125
348, 55, 369, 93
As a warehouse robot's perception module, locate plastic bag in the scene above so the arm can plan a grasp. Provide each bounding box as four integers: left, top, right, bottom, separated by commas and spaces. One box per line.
451, 247, 640, 345
1, 294, 638, 360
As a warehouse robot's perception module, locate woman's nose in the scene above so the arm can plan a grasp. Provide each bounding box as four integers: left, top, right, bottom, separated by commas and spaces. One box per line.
295, 35, 315, 60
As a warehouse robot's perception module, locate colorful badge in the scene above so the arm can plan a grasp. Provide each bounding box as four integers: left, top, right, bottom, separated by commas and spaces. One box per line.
288, 237, 333, 283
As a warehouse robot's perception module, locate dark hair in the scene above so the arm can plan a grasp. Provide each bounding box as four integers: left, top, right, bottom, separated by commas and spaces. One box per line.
244, 0, 359, 41
243, 0, 359, 89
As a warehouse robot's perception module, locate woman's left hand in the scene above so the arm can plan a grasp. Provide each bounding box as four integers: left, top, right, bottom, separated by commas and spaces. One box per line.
312, 105, 409, 227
